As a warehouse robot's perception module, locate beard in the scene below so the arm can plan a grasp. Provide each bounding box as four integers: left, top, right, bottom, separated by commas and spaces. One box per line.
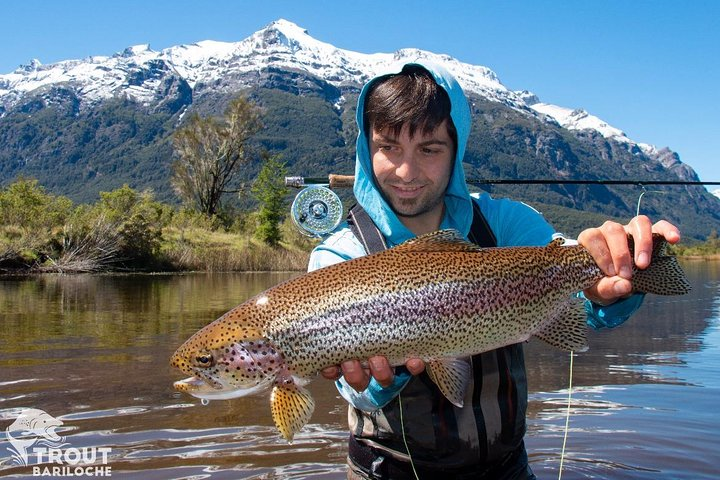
381, 184, 446, 219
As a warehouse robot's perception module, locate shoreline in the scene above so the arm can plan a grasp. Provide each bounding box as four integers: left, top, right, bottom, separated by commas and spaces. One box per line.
3, 253, 718, 276
679, 254, 720, 261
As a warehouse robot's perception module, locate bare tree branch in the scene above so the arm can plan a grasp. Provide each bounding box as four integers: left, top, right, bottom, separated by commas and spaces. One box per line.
171, 96, 262, 217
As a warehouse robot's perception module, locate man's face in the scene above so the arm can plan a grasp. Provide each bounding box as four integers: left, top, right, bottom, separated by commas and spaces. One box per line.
370, 121, 454, 224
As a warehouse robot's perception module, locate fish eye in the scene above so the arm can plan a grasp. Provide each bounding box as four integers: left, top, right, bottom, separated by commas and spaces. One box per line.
194, 353, 215, 368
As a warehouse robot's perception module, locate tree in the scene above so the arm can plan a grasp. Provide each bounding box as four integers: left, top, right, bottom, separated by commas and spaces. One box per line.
171, 96, 262, 217
252, 152, 288, 246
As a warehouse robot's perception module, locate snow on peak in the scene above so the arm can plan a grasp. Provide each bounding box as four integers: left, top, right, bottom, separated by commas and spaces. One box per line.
530, 103, 626, 138
516, 90, 540, 106
246, 19, 347, 62
118, 44, 154, 58
523, 95, 661, 155
0, 18, 662, 153
17, 59, 43, 73
270, 18, 311, 37
266, 18, 314, 50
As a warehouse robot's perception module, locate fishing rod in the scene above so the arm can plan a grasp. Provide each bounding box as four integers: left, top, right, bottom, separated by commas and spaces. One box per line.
286, 175, 720, 188
285, 174, 720, 237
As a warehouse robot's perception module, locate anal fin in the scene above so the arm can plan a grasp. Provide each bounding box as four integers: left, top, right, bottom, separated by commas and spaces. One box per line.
425, 357, 472, 408
270, 382, 315, 442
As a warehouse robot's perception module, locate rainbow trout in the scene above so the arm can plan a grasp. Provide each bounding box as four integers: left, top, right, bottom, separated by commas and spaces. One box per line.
171, 230, 690, 441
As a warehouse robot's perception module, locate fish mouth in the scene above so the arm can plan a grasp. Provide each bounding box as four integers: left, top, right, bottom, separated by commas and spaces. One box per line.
174, 376, 211, 394
173, 376, 267, 401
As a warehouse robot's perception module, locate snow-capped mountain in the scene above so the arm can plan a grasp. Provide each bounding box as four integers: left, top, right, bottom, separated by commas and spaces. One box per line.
0, 18, 654, 151
0, 20, 515, 109
521, 95, 654, 152
1, 19, 717, 239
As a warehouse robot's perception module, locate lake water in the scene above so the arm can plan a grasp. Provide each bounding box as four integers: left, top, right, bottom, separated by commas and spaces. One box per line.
0, 262, 718, 479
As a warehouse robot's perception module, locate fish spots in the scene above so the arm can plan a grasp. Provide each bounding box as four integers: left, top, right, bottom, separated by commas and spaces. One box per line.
257, 243, 610, 376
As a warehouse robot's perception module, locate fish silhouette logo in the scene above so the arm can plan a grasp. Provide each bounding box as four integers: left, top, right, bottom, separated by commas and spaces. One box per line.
5, 408, 66, 466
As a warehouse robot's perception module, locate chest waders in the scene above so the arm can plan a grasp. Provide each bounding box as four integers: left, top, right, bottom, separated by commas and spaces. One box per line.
345, 201, 536, 480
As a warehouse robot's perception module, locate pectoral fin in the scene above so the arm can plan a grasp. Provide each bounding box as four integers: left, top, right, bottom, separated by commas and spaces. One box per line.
425, 357, 472, 408
270, 382, 315, 442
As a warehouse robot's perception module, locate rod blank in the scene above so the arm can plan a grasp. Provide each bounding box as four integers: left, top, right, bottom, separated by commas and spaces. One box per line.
285, 175, 720, 189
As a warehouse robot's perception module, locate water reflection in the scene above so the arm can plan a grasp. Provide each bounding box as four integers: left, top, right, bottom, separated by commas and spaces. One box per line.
525, 260, 720, 478
0, 262, 718, 479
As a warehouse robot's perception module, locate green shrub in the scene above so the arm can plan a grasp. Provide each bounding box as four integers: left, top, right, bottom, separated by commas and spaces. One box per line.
0, 178, 73, 230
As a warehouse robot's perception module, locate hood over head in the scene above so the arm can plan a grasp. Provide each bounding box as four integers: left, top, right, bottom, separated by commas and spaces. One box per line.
353, 60, 473, 245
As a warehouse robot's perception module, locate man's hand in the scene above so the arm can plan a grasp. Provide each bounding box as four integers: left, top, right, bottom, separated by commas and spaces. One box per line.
320, 356, 426, 392
577, 215, 680, 305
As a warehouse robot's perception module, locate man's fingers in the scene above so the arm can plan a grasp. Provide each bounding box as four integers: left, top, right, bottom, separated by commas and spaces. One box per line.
323, 356, 428, 391
586, 277, 632, 303
579, 217, 682, 305
625, 215, 653, 269
651, 220, 681, 243
405, 357, 426, 375
368, 356, 394, 387
578, 226, 616, 276
321, 365, 341, 380
599, 221, 634, 278
341, 360, 370, 392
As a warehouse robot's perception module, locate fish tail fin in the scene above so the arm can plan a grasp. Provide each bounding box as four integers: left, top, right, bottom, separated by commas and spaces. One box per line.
631, 234, 691, 296
533, 297, 589, 352
270, 381, 315, 442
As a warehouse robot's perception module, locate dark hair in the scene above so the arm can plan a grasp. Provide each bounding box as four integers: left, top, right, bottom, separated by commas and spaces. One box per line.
363, 65, 457, 150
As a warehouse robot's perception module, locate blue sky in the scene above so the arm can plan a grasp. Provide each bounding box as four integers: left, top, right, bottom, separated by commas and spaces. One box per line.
2, 0, 719, 186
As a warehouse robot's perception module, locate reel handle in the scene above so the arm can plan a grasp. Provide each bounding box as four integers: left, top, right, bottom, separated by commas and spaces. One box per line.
328, 174, 355, 189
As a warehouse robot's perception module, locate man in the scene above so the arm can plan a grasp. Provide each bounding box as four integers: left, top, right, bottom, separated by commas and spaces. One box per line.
307, 60, 680, 479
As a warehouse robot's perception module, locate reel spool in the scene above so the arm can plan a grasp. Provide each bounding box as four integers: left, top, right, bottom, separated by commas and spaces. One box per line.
290, 185, 344, 237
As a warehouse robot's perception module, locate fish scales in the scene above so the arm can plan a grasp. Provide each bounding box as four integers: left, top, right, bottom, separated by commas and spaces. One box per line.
171, 230, 691, 441
267, 255, 599, 376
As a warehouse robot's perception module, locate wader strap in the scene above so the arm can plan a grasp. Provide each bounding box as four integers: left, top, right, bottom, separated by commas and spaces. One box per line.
468, 200, 498, 248
347, 204, 388, 254
347, 200, 497, 254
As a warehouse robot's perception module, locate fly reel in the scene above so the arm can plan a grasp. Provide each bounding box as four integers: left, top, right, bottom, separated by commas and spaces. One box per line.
290, 185, 344, 237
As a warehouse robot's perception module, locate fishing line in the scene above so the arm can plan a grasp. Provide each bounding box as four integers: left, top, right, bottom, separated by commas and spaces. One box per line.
636, 185, 648, 217
398, 393, 420, 480
558, 350, 574, 480
635, 184, 668, 217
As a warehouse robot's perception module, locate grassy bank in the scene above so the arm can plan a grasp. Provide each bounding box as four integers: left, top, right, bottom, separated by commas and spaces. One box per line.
670, 235, 720, 258
0, 179, 316, 274
1, 224, 315, 274
1, 222, 315, 274
159, 226, 313, 272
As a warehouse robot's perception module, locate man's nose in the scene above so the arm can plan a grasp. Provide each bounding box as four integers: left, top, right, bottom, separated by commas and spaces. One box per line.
395, 153, 420, 181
